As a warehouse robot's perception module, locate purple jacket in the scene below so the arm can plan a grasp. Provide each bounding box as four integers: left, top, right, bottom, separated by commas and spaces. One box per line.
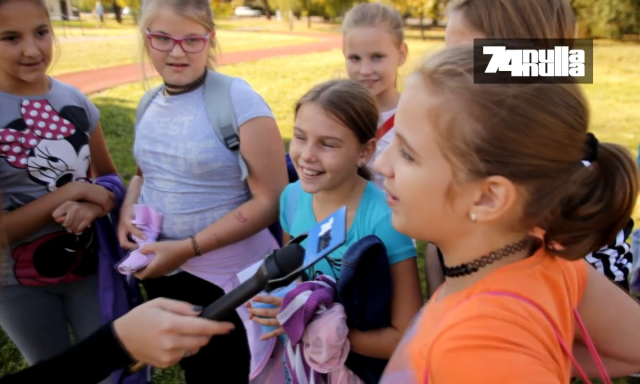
94, 174, 148, 384
278, 275, 338, 384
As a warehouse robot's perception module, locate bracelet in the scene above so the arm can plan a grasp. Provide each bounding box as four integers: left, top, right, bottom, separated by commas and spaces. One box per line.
189, 235, 201, 257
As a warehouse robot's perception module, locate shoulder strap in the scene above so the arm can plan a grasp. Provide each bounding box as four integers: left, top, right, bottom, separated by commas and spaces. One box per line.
203, 70, 249, 180
284, 182, 303, 232
135, 84, 163, 128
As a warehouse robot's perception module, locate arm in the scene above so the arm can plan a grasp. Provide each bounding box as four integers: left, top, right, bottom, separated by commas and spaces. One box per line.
0, 322, 131, 384
193, 116, 288, 253
0, 298, 235, 384
89, 122, 118, 177
3, 182, 112, 245
573, 262, 640, 376
348, 258, 423, 359
425, 243, 445, 299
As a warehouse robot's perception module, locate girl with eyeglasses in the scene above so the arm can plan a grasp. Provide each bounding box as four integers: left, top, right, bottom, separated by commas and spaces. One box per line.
117, 0, 289, 382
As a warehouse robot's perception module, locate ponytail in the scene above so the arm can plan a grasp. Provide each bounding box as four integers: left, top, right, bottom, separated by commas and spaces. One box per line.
358, 165, 373, 181
544, 141, 639, 260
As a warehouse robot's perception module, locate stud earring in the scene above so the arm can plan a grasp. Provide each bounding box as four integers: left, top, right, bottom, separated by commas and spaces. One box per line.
470, 212, 477, 222
359, 162, 366, 168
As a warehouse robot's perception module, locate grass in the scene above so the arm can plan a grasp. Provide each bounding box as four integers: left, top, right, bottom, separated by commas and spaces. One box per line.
49, 30, 317, 76
2, 32, 640, 382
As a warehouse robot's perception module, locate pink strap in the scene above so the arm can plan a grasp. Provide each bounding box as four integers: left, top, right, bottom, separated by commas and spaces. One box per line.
422, 291, 611, 384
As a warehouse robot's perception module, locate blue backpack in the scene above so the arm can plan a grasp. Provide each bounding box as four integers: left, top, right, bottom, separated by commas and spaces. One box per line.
135, 69, 298, 246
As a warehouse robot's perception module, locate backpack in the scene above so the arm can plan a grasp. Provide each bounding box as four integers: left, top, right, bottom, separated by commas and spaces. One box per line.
135, 69, 297, 246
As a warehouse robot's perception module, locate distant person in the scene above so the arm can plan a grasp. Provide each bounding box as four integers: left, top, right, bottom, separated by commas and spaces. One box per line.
95, 0, 105, 28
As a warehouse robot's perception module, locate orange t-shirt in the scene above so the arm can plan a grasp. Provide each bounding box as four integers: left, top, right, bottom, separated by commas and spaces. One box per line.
381, 249, 588, 384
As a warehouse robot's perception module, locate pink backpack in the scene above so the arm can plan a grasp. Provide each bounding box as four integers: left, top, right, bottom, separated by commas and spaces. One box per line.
423, 291, 612, 384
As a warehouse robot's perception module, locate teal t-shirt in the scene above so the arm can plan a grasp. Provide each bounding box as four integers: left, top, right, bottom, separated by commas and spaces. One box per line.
279, 180, 416, 281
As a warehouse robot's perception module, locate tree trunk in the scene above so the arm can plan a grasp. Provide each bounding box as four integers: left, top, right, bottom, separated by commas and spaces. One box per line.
263, 0, 272, 20
113, 0, 122, 23
420, 8, 425, 40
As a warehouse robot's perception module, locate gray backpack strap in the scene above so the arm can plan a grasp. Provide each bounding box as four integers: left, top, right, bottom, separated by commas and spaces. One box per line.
135, 84, 163, 128
203, 70, 249, 181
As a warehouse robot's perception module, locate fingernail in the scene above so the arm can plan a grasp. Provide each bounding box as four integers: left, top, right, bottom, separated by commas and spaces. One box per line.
192, 305, 203, 312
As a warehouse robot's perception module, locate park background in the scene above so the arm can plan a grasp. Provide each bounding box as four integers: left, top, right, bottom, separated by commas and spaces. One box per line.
1, 0, 639, 382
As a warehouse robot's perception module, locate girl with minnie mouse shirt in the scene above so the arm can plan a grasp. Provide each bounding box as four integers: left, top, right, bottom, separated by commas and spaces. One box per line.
0, 1, 118, 380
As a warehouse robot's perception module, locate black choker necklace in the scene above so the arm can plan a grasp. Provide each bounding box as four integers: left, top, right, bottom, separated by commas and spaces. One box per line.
442, 237, 533, 278
164, 70, 207, 96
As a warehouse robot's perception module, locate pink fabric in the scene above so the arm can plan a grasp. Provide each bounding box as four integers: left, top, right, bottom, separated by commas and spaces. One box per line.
303, 303, 365, 384
116, 204, 163, 274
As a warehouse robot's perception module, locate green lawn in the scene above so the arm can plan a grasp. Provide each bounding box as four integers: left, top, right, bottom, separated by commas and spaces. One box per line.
49, 30, 317, 76
1, 35, 640, 383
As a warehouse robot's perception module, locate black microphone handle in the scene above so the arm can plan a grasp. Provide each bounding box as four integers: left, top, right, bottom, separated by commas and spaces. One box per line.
199, 271, 267, 320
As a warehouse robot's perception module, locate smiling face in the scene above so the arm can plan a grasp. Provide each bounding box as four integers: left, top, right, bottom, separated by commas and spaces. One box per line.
290, 102, 373, 195
0, 0, 53, 92
145, 6, 212, 86
343, 26, 407, 105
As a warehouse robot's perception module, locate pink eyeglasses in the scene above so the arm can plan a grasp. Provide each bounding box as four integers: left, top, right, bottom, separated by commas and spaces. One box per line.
145, 29, 211, 53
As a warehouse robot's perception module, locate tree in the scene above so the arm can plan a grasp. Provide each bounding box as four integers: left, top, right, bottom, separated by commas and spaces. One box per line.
263, 0, 272, 19
570, 0, 640, 39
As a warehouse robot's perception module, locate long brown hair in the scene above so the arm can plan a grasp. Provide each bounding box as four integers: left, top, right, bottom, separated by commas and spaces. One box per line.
448, 0, 576, 42
294, 79, 378, 181
414, 45, 639, 260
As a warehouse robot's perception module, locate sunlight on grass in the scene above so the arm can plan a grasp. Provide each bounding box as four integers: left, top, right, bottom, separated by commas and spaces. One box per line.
48, 31, 317, 76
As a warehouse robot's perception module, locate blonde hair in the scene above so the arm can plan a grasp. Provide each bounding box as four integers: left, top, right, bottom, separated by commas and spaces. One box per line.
448, 0, 576, 41
414, 45, 639, 261
341, 2, 405, 47
138, 0, 218, 87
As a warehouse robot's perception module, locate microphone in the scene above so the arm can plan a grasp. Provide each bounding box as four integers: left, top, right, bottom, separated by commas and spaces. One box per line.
125, 242, 306, 374
200, 242, 306, 320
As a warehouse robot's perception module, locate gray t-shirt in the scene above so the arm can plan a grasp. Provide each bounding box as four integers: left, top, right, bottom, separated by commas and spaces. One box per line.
134, 77, 274, 240
0, 78, 100, 286
134, 77, 279, 278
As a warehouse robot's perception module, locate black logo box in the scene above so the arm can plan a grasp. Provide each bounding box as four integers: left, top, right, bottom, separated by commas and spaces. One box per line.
472, 38, 594, 84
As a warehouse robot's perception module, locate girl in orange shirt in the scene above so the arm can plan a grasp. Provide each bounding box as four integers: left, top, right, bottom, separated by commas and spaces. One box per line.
425, 0, 637, 298
374, 44, 640, 383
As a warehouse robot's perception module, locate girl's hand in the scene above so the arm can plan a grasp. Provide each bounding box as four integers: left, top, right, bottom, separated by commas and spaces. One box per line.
117, 203, 146, 250
133, 239, 193, 280
71, 182, 115, 214
245, 295, 284, 340
52, 201, 103, 234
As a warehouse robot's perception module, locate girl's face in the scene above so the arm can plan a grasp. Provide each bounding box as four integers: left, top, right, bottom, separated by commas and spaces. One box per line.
344, 26, 407, 104
374, 78, 472, 243
146, 7, 212, 86
0, 1, 53, 88
290, 102, 374, 195
445, 9, 486, 47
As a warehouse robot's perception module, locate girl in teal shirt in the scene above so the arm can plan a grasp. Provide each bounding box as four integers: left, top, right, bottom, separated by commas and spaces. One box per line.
248, 79, 423, 360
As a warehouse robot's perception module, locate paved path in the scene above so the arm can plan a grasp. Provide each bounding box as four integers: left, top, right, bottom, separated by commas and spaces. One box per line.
54, 33, 342, 95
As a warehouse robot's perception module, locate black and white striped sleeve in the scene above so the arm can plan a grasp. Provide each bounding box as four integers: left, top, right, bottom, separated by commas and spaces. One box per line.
584, 218, 634, 292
